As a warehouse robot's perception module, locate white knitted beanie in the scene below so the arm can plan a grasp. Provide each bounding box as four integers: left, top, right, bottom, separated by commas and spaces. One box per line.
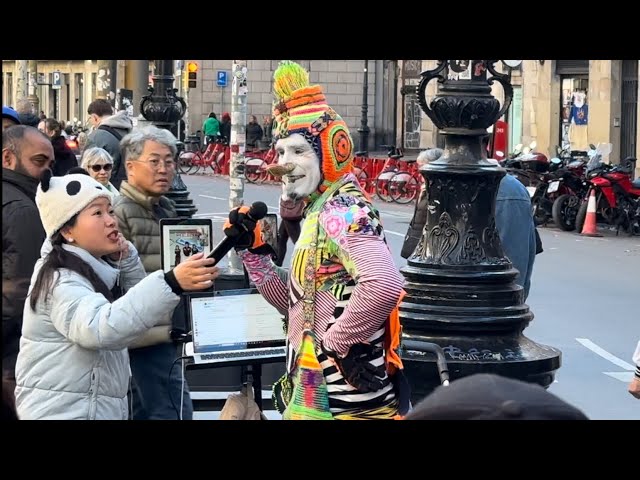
36, 169, 113, 239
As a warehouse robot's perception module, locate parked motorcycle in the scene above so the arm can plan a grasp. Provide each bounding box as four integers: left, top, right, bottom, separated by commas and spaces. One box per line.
575, 144, 640, 236
549, 156, 589, 231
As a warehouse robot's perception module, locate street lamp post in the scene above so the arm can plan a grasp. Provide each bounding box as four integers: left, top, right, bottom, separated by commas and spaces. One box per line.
140, 59, 196, 218
356, 60, 370, 156
400, 60, 561, 403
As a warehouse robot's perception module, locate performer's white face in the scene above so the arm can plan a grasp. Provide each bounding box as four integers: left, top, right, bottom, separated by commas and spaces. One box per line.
274, 134, 322, 200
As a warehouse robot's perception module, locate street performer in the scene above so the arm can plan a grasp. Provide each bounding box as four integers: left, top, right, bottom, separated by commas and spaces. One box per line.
223, 61, 408, 420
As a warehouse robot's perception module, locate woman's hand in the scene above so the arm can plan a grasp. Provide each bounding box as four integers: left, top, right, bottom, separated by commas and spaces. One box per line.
172, 252, 219, 290
108, 233, 130, 261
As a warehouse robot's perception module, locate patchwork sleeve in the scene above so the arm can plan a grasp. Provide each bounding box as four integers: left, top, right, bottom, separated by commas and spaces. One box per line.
318, 195, 404, 357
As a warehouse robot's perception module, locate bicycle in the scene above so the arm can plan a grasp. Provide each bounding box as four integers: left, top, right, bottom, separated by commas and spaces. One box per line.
244, 144, 278, 184
178, 135, 229, 175
374, 145, 405, 202
388, 159, 424, 204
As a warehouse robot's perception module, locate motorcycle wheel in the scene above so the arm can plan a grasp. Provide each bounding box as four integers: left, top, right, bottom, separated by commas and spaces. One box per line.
552, 194, 579, 231
575, 200, 588, 234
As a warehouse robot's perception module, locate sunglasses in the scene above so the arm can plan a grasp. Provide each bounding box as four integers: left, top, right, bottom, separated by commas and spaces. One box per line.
90, 164, 113, 172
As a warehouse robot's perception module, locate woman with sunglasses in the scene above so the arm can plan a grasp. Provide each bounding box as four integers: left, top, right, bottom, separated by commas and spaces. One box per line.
81, 147, 120, 195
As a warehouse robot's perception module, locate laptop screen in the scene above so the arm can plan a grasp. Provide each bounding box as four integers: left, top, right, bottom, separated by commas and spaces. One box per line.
190, 291, 286, 354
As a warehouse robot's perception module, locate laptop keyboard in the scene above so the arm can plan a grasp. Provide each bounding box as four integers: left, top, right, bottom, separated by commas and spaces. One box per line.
195, 347, 286, 363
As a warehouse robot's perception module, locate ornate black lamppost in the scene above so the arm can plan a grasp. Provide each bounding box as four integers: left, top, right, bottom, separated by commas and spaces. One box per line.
399, 60, 561, 403
140, 59, 196, 218
356, 59, 370, 156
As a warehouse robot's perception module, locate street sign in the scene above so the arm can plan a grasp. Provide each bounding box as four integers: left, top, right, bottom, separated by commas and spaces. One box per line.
52, 71, 62, 90
217, 71, 228, 88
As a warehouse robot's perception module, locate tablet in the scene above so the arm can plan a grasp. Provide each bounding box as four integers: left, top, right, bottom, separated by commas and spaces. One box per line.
159, 218, 214, 272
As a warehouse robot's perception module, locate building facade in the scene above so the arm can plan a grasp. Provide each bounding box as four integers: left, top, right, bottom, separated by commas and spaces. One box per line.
4, 59, 638, 177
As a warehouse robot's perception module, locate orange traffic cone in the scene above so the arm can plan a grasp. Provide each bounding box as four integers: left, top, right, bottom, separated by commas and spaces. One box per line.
580, 189, 602, 237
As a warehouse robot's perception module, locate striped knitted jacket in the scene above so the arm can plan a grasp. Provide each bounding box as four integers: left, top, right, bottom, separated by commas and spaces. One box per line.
239, 174, 405, 412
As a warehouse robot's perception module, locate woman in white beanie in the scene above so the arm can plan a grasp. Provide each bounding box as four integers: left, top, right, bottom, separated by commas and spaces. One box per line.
14, 170, 219, 420
81, 146, 120, 195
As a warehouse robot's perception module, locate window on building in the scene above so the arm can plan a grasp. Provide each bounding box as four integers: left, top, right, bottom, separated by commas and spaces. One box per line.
560, 76, 589, 152
5, 72, 13, 107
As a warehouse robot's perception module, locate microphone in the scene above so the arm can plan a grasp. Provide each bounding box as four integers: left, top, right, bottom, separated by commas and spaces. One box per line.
207, 201, 268, 265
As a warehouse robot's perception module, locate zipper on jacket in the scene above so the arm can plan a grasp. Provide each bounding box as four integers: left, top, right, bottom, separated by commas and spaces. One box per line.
88, 367, 99, 420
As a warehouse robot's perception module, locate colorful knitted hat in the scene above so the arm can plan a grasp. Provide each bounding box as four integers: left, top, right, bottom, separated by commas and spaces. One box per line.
272, 61, 354, 194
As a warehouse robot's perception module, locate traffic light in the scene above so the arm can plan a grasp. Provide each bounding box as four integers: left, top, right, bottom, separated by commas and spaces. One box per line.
187, 62, 198, 89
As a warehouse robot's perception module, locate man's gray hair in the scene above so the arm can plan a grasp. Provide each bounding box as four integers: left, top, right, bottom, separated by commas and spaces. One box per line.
120, 125, 178, 161
417, 148, 444, 165
81, 147, 113, 169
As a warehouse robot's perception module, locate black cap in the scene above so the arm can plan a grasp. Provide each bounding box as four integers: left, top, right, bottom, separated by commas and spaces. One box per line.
405, 373, 589, 420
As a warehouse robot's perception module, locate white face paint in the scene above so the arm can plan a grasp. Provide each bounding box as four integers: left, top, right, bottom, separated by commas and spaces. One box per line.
275, 134, 322, 200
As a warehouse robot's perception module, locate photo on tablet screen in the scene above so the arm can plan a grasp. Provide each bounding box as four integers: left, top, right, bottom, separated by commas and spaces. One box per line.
160, 220, 213, 272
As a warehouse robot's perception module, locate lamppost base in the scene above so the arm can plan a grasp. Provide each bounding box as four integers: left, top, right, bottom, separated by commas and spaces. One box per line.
401, 333, 561, 404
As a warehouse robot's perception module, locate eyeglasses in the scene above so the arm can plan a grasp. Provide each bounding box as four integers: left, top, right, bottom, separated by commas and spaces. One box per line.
131, 159, 176, 170
90, 164, 113, 172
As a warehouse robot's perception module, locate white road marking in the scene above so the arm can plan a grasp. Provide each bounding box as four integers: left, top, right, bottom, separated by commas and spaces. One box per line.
603, 372, 634, 383
385, 230, 405, 237
576, 338, 635, 371
199, 194, 226, 201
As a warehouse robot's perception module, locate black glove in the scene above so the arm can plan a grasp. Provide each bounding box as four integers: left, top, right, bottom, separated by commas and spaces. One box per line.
223, 207, 259, 250
322, 342, 386, 393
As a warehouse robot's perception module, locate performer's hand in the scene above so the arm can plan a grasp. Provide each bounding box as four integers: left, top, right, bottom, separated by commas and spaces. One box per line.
223, 206, 264, 250
629, 376, 640, 399
322, 342, 386, 393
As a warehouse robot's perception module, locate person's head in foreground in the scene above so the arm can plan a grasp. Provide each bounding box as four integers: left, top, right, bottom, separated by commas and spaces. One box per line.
404, 373, 589, 420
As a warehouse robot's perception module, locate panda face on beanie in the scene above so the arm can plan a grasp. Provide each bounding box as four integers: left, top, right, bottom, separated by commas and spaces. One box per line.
36, 169, 113, 239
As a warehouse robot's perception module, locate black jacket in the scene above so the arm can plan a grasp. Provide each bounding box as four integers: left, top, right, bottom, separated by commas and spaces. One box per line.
18, 112, 40, 128
246, 123, 264, 148
50, 135, 78, 176
220, 120, 231, 143
2, 169, 46, 377
401, 187, 428, 259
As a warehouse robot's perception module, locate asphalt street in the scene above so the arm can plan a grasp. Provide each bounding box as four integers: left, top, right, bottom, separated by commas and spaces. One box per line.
181, 173, 640, 420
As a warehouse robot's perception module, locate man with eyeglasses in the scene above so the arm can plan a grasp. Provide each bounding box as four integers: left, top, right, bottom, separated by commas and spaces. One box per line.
112, 126, 194, 420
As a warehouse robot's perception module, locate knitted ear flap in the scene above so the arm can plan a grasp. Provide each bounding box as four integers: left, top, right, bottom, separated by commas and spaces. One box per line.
40, 168, 53, 192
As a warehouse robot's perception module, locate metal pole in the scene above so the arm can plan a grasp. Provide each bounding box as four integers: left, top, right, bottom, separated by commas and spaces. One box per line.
139, 59, 194, 218
27, 60, 39, 114
96, 60, 117, 107
124, 60, 149, 118
228, 60, 248, 273
357, 59, 370, 155
400, 60, 561, 402
15, 60, 28, 104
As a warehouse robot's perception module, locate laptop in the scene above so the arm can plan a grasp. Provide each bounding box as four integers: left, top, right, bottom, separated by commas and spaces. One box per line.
185, 289, 287, 364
